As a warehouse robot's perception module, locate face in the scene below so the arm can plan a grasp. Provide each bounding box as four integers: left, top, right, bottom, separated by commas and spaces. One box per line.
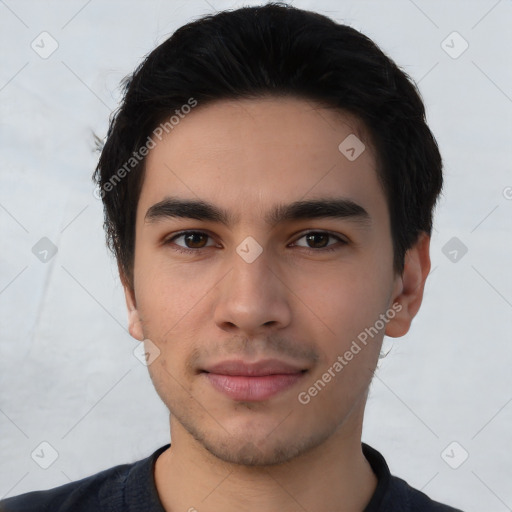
124, 96, 418, 466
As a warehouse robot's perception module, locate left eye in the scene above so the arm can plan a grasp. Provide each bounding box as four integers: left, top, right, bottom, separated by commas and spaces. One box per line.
292, 231, 346, 250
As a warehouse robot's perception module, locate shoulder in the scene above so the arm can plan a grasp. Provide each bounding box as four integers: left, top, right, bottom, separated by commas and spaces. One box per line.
388, 474, 465, 511
0, 445, 169, 512
0, 463, 131, 512
362, 443, 464, 512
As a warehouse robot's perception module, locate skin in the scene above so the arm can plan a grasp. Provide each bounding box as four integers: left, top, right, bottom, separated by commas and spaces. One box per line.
122, 96, 431, 512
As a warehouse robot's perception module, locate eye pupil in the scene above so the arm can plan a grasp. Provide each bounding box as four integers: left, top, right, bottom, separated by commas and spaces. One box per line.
185, 232, 207, 248
306, 233, 329, 248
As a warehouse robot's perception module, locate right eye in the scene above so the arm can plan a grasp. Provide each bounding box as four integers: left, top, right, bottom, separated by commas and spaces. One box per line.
163, 230, 219, 254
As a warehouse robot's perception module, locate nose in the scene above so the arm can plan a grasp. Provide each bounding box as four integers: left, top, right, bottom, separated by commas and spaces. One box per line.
213, 247, 292, 336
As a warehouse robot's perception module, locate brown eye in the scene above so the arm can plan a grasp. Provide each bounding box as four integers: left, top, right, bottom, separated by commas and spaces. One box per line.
293, 231, 346, 251
165, 231, 217, 254
304, 232, 330, 248
182, 232, 209, 248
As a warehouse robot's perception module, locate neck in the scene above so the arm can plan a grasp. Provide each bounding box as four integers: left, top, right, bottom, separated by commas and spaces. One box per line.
154, 404, 378, 512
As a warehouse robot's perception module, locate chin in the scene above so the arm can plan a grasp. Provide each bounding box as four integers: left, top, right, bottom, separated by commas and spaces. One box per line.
188, 418, 331, 467
202, 436, 307, 466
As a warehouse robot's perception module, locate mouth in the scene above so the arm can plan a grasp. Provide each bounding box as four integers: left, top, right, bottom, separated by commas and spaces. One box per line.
200, 359, 309, 401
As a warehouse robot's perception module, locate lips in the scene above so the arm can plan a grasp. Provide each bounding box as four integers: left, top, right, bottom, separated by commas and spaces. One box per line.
203, 359, 306, 376
201, 359, 308, 401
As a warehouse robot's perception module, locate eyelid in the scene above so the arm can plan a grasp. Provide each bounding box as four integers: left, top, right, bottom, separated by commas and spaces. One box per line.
164, 230, 219, 248
290, 230, 348, 248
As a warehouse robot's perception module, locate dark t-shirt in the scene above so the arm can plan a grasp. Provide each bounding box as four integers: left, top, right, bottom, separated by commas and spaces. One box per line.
0, 443, 463, 511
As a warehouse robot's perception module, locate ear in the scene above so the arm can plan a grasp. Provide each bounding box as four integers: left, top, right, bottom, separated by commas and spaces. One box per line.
385, 232, 431, 338
120, 266, 144, 342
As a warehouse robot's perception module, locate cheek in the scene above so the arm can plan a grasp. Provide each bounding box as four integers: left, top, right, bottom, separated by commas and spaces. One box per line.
295, 273, 385, 410
134, 266, 216, 377
292, 264, 388, 338
135, 259, 217, 332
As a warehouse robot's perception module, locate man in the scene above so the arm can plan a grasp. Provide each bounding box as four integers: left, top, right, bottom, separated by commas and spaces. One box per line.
0, 3, 464, 511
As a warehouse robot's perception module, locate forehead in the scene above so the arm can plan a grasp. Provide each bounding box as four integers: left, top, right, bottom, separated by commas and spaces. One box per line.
138, 96, 386, 225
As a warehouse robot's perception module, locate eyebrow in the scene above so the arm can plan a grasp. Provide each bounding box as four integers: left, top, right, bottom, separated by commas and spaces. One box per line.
144, 196, 372, 228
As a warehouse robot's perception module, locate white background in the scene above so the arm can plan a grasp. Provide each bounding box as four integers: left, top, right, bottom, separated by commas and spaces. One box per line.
0, 1, 511, 510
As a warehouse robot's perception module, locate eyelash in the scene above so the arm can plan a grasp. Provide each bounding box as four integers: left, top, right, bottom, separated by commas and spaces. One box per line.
164, 230, 348, 255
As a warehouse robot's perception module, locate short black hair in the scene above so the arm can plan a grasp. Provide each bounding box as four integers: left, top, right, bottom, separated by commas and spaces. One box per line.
93, 2, 443, 290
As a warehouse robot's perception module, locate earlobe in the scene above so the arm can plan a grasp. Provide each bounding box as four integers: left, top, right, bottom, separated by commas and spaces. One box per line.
127, 309, 144, 341
385, 232, 431, 338
122, 277, 144, 342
